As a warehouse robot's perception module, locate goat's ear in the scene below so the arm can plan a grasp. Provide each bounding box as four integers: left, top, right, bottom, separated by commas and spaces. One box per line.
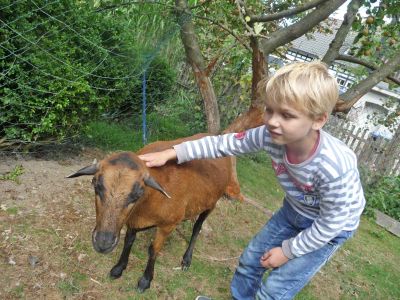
66, 162, 98, 178
144, 176, 171, 199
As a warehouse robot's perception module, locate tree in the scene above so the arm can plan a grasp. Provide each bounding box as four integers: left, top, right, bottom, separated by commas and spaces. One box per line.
171, 0, 399, 202
175, 0, 400, 132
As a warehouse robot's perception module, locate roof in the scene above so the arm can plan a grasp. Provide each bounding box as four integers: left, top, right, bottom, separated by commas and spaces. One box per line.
290, 19, 357, 58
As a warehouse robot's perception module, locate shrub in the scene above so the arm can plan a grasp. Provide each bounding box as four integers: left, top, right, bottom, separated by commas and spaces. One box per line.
0, 1, 175, 142
364, 175, 400, 221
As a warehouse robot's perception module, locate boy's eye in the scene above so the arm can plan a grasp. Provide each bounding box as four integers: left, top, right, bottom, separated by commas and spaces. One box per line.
283, 113, 295, 119
265, 108, 273, 114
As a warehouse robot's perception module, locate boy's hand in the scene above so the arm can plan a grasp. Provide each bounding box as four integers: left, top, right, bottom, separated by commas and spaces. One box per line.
260, 247, 289, 269
138, 149, 177, 168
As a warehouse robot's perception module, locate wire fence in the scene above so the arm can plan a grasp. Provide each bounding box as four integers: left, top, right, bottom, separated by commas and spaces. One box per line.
0, 0, 192, 155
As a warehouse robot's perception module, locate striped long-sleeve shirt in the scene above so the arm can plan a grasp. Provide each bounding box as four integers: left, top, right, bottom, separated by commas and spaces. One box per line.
173, 125, 365, 258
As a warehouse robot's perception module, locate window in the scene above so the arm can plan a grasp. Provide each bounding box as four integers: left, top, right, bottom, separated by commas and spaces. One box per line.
337, 78, 346, 86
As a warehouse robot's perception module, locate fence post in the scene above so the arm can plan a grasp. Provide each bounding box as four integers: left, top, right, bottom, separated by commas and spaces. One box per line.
142, 70, 147, 145
379, 125, 400, 176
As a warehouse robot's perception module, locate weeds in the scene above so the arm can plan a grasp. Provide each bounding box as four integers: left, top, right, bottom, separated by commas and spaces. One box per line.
364, 175, 400, 221
0, 165, 24, 183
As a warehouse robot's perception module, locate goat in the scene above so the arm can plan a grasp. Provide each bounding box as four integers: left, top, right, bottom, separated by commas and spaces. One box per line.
67, 134, 235, 292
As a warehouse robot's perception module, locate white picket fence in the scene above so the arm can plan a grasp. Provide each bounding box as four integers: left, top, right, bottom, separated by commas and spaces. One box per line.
324, 116, 400, 177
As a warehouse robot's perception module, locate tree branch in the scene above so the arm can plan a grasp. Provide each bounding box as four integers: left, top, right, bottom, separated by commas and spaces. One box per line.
336, 54, 400, 112
250, 0, 329, 23
260, 0, 346, 55
336, 54, 400, 85
235, 0, 257, 36
193, 15, 251, 51
322, 0, 361, 66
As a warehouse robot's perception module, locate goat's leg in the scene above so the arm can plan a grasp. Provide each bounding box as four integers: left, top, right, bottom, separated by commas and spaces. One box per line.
137, 225, 175, 293
110, 227, 137, 279
181, 209, 211, 270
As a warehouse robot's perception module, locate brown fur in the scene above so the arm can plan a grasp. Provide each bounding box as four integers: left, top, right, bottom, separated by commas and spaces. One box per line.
133, 133, 232, 228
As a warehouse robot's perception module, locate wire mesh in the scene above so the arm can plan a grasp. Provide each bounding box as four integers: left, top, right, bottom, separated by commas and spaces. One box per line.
0, 0, 195, 155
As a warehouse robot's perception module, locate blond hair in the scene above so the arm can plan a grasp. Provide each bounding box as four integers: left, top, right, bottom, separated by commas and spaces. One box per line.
262, 61, 339, 118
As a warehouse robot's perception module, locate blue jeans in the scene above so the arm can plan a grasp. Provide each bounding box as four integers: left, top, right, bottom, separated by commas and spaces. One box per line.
231, 200, 354, 300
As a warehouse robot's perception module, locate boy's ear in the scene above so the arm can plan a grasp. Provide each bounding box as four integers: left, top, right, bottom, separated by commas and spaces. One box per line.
312, 112, 328, 130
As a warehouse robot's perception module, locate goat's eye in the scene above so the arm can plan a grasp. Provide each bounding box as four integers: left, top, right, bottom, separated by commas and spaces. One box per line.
93, 175, 106, 201
126, 182, 144, 206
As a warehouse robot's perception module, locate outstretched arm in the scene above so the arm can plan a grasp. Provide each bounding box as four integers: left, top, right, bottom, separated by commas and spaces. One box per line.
140, 125, 270, 167
138, 148, 177, 168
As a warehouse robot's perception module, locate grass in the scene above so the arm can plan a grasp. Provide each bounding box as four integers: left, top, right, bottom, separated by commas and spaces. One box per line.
6, 206, 18, 215
84, 120, 141, 152
237, 152, 284, 211
1, 120, 400, 299
83, 111, 198, 152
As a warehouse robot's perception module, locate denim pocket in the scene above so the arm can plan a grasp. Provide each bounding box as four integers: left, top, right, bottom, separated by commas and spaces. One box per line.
293, 212, 314, 230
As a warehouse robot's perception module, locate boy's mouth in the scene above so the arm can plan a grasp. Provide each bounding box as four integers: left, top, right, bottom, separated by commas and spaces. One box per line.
270, 130, 282, 137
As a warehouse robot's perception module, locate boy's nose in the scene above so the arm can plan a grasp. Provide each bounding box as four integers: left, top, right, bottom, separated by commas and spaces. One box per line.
265, 114, 279, 127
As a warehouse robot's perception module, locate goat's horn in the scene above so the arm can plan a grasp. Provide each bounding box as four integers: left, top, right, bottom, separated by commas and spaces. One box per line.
66, 164, 98, 178
144, 176, 171, 199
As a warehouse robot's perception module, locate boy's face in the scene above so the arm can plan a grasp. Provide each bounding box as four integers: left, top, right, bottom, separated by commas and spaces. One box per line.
263, 102, 326, 146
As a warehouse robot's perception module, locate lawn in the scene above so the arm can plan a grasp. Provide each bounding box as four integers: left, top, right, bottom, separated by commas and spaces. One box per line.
1, 140, 399, 299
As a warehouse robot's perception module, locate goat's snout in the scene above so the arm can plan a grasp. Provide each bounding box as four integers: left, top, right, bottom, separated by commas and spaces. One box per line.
92, 229, 118, 254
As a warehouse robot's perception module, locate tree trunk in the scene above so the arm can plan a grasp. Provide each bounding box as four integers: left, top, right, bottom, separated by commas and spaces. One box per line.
175, 0, 220, 133
250, 36, 267, 104
224, 37, 266, 134
335, 54, 400, 112
322, 0, 361, 66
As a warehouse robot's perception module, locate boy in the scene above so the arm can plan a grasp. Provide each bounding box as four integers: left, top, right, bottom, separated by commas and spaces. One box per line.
139, 61, 365, 299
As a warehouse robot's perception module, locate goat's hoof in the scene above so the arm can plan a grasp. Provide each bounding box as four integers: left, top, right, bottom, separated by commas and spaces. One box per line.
181, 257, 192, 271
181, 262, 190, 271
181, 265, 189, 271
137, 277, 151, 293
110, 265, 125, 279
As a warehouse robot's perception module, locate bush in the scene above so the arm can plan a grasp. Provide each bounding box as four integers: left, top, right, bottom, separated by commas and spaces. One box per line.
364, 175, 400, 221
0, 1, 175, 142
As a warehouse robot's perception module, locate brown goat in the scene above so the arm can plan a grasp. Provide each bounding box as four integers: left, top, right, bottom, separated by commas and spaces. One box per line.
67, 134, 234, 292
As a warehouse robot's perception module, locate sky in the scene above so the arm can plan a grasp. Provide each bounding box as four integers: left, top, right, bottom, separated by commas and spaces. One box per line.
332, 0, 379, 20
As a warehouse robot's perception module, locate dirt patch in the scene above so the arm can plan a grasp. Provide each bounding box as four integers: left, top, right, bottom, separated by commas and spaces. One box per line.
0, 149, 107, 299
